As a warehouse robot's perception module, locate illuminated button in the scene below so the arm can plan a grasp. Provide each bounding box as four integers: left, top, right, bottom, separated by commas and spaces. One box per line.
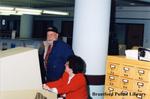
138, 70, 145, 75
123, 67, 129, 72
121, 90, 128, 94
122, 79, 128, 83
110, 64, 116, 69
136, 94, 142, 99
137, 82, 144, 87
109, 76, 115, 80
108, 87, 114, 91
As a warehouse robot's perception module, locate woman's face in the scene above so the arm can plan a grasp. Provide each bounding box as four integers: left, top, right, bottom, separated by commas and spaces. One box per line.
65, 62, 72, 74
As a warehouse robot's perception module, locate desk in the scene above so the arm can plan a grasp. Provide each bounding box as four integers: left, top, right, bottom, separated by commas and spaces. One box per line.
0, 89, 57, 99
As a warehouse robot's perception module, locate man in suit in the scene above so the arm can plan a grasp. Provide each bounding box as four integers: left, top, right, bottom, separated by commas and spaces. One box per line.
39, 26, 74, 83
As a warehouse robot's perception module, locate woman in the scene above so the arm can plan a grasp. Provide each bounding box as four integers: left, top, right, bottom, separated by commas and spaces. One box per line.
43, 55, 88, 99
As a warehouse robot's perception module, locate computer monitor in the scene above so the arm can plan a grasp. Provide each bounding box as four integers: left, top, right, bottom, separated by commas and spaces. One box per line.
0, 47, 42, 91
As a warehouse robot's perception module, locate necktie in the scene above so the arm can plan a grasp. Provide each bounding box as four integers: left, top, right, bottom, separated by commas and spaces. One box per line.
45, 45, 52, 67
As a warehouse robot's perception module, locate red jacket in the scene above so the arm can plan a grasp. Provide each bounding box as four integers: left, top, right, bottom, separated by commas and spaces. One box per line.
46, 72, 88, 99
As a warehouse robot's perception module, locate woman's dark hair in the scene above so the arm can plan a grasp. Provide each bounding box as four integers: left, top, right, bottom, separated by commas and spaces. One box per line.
67, 55, 86, 74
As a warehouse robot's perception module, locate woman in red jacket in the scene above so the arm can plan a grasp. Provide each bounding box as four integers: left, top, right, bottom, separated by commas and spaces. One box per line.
43, 55, 88, 99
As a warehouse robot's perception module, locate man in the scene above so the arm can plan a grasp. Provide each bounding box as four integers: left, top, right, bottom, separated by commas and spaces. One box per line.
39, 26, 74, 83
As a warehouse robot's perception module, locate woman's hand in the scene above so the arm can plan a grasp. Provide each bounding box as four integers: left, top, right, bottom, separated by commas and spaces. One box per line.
42, 84, 58, 93
42, 84, 50, 90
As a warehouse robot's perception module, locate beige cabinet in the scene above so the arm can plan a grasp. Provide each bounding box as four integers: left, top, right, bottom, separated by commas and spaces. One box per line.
104, 56, 150, 99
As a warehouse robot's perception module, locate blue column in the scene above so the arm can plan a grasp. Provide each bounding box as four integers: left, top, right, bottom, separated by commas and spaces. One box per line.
20, 15, 33, 39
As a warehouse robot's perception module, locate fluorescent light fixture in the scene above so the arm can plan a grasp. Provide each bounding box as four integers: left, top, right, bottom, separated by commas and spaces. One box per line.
0, 6, 69, 16
0, 12, 10, 15
16, 11, 41, 15
15, 8, 42, 13
43, 10, 69, 15
0, 6, 14, 11
0, 10, 16, 15
0, 10, 16, 14
15, 8, 42, 15
11, 13, 23, 16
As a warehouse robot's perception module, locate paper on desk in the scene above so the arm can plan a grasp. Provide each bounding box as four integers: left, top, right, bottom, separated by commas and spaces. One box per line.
125, 49, 138, 60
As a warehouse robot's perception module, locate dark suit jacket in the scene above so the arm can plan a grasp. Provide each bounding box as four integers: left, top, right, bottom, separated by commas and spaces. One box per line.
39, 39, 74, 83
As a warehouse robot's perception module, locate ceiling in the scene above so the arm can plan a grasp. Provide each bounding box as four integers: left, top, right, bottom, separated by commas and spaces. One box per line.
116, 0, 150, 6
0, 0, 75, 9
0, 0, 150, 16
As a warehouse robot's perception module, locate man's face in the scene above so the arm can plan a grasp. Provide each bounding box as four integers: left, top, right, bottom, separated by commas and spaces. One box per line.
47, 31, 58, 41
